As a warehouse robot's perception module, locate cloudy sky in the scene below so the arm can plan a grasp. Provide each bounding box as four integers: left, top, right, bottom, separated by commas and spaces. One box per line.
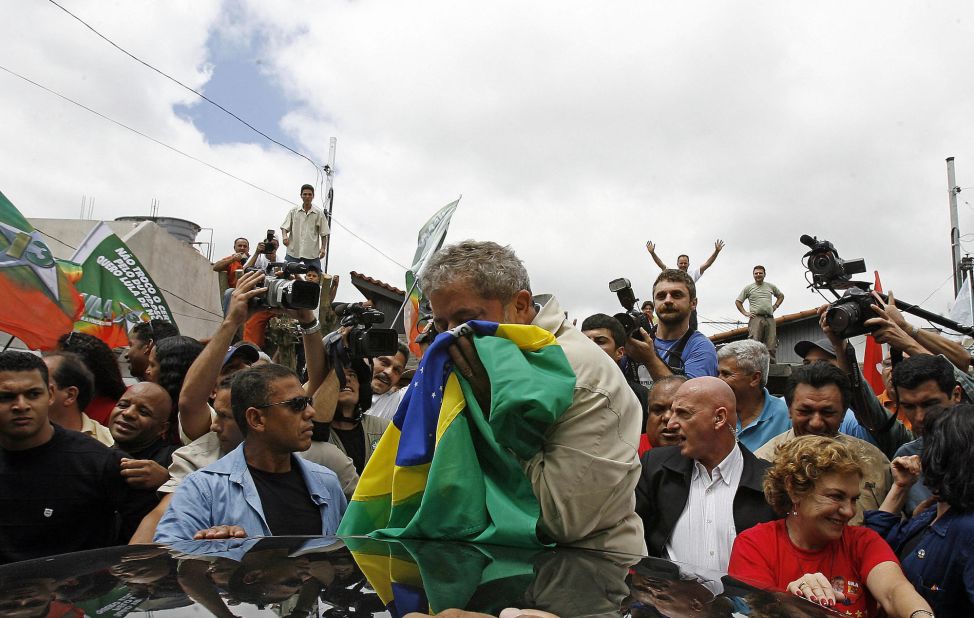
3, 1, 974, 336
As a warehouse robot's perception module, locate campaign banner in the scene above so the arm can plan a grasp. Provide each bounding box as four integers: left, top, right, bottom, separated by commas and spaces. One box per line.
70, 222, 174, 348
403, 199, 459, 356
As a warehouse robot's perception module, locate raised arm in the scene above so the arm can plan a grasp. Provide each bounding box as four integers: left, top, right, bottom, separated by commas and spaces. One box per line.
212, 253, 242, 273
881, 290, 972, 371
645, 241, 668, 270
177, 270, 267, 441
697, 239, 725, 274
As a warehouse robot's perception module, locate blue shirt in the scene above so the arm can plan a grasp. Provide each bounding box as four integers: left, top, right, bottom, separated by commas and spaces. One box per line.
736, 389, 791, 453
894, 438, 932, 515
865, 507, 974, 614
839, 408, 880, 447
654, 331, 718, 378
154, 443, 347, 543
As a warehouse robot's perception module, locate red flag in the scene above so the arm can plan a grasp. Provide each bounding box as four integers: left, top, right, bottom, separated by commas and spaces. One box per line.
863, 271, 886, 395
0, 190, 84, 350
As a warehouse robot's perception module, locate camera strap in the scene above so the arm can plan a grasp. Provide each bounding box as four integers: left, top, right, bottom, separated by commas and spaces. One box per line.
660, 328, 695, 375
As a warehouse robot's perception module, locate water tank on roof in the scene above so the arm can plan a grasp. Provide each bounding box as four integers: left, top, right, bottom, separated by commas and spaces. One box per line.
115, 216, 201, 244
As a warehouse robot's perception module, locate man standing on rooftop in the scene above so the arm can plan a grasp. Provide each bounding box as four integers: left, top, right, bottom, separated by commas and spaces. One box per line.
281, 184, 329, 272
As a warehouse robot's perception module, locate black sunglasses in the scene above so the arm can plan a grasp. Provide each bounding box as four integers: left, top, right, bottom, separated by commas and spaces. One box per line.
254, 395, 313, 412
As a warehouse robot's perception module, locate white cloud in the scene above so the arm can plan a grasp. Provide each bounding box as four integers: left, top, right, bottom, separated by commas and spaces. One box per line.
3, 0, 974, 337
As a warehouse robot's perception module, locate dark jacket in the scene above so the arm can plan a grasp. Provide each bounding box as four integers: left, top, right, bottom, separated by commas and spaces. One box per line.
635, 444, 778, 557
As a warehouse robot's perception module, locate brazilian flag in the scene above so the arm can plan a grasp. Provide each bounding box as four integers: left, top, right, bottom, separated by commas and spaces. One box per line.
337, 320, 576, 548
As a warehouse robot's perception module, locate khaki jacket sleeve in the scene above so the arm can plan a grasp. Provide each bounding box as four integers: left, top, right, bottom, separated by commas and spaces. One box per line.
521, 384, 643, 552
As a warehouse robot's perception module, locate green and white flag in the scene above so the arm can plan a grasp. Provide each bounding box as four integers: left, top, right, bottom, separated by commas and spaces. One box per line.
70, 222, 173, 347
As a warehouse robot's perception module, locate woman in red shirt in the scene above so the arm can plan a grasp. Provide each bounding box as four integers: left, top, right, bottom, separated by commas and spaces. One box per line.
728, 435, 933, 618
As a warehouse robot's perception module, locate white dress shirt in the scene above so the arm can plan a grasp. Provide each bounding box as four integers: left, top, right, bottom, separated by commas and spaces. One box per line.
370, 386, 408, 421
666, 443, 744, 572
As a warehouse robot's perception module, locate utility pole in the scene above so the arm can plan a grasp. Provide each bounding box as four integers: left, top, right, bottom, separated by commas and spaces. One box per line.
948, 157, 963, 294
323, 137, 337, 273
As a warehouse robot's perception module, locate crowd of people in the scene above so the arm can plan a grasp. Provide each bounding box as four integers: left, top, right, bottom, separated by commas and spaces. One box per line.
1, 218, 972, 617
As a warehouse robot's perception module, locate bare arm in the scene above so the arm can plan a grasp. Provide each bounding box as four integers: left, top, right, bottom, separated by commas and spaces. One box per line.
625, 329, 674, 380
697, 239, 725, 274
129, 493, 173, 544
866, 561, 933, 618
736, 299, 750, 318
773, 290, 785, 311
645, 241, 668, 270
300, 308, 327, 397
878, 456, 921, 514
881, 291, 971, 370
211, 253, 241, 272
177, 271, 267, 441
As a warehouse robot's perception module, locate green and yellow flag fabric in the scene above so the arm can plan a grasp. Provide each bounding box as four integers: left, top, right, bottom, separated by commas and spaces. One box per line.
337, 320, 575, 548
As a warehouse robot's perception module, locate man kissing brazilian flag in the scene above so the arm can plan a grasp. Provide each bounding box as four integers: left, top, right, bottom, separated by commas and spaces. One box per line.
337, 320, 576, 549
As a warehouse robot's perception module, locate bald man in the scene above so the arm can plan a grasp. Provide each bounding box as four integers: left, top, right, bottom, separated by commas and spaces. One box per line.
108, 382, 177, 491
634, 376, 778, 571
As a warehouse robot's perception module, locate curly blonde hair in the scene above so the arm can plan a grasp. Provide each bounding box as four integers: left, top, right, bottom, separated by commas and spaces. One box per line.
764, 435, 864, 515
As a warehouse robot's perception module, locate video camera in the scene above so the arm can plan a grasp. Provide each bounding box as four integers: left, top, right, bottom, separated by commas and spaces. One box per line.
334, 302, 399, 359
800, 234, 867, 290
608, 277, 653, 340
244, 261, 320, 310
800, 234, 974, 338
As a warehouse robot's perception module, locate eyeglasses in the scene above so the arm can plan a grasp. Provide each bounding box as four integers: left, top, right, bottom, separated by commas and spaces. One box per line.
254, 395, 314, 412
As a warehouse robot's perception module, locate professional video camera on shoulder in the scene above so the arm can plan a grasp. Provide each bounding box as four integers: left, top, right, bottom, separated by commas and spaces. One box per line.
608, 277, 654, 340
244, 261, 320, 310
800, 234, 974, 339
333, 302, 399, 359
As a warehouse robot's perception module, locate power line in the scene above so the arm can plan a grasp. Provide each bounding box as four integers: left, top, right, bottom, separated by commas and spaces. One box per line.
1, 63, 407, 271
44, 0, 322, 175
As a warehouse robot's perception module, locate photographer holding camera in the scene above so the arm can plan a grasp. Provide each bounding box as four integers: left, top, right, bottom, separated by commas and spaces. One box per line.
625, 269, 718, 380
241, 234, 281, 350
212, 237, 250, 315
822, 291, 974, 459
310, 303, 399, 473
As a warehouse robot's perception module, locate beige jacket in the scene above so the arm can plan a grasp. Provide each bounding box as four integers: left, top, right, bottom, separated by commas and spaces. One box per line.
159, 431, 359, 497
755, 430, 892, 525
525, 296, 646, 554
80, 413, 115, 447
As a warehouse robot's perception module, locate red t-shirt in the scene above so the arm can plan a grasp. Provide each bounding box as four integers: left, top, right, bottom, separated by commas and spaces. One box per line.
85, 395, 116, 425
224, 257, 244, 288
728, 519, 897, 617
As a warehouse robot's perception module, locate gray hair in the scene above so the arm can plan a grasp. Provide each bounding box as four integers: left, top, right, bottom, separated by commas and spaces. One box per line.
418, 240, 532, 300
717, 339, 770, 386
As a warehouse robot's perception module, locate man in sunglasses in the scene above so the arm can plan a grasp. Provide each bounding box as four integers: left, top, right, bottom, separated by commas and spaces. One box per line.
154, 363, 346, 542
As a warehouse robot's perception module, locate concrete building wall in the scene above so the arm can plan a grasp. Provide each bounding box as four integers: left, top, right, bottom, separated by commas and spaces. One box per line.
29, 218, 222, 341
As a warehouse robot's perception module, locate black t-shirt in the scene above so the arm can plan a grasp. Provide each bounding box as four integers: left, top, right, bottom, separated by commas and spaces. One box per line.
248, 462, 322, 536
333, 424, 366, 473
0, 424, 156, 564
124, 437, 178, 468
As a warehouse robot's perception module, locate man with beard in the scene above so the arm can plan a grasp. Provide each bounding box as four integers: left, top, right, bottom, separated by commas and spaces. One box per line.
626, 269, 718, 380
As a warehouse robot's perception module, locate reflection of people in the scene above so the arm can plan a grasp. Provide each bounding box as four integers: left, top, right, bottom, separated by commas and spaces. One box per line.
729, 435, 932, 616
